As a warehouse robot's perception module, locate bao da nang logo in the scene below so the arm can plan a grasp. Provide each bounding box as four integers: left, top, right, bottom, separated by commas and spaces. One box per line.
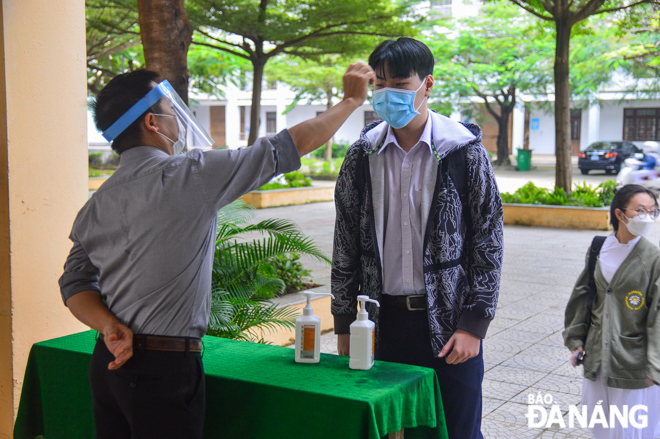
525, 392, 648, 429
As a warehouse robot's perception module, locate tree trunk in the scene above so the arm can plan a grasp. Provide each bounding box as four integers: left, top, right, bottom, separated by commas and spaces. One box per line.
496, 108, 512, 167
523, 105, 530, 150
248, 59, 265, 146
324, 87, 334, 161
137, 0, 192, 104
554, 17, 573, 194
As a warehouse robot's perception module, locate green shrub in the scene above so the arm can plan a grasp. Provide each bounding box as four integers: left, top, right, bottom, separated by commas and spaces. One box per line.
260, 253, 311, 295
258, 171, 313, 190
89, 152, 104, 168
501, 181, 616, 207
310, 141, 351, 159
207, 200, 329, 343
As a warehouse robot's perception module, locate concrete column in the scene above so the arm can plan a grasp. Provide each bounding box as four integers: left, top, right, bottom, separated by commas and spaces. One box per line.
0, 1, 88, 435
587, 103, 601, 146
225, 90, 240, 149
275, 84, 288, 134
512, 103, 525, 151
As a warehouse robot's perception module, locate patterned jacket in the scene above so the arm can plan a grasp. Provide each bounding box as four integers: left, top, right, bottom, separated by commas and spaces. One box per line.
331, 112, 504, 355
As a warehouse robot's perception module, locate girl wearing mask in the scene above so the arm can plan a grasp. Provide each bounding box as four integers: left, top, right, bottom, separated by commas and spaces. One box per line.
564, 184, 660, 439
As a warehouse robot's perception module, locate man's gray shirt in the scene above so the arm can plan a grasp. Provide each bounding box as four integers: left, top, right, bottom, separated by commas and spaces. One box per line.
59, 130, 300, 338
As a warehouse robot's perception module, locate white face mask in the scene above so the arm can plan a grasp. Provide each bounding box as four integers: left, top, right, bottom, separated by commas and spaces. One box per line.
154, 114, 186, 155
622, 213, 655, 237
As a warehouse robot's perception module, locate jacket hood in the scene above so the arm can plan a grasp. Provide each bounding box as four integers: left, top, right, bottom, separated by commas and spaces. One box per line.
359, 111, 482, 162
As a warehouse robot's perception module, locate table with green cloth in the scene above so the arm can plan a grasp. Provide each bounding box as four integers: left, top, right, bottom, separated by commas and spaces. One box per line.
14, 330, 447, 439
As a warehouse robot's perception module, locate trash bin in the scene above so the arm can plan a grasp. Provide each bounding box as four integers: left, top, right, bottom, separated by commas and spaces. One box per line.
517, 148, 532, 171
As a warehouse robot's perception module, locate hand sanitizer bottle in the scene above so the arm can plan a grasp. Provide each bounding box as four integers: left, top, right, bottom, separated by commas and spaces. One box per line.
295, 292, 335, 363
349, 295, 380, 370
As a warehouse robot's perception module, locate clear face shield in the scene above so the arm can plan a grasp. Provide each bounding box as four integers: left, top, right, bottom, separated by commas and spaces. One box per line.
102, 80, 214, 154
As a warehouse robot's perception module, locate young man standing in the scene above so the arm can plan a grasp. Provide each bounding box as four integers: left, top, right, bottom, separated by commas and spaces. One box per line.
332, 38, 503, 439
60, 63, 374, 439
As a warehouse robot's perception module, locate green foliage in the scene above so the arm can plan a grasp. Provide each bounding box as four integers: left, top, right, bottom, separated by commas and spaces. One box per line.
258, 172, 313, 190
310, 142, 351, 159
85, 0, 142, 96
501, 181, 616, 207
261, 253, 312, 295
187, 39, 250, 98
300, 157, 345, 179
89, 152, 104, 168
208, 200, 330, 342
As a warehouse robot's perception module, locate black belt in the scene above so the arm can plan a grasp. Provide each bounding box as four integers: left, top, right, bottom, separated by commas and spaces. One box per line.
381, 294, 427, 311
99, 333, 203, 353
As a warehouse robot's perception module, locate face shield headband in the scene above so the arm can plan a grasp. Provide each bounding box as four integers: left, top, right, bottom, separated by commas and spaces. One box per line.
101, 80, 214, 151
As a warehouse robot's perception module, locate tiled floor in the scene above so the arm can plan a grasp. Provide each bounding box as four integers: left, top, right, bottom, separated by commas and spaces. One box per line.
258, 201, 660, 438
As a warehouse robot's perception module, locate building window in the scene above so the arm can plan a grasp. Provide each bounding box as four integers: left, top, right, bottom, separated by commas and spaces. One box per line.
266, 112, 276, 135
430, 0, 452, 16
570, 110, 581, 141
364, 111, 381, 127
624, 108, 660, 141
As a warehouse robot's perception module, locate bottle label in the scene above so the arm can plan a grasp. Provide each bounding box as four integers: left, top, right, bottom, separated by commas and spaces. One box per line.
371, 330, 375, 362
301, 325, 315, 359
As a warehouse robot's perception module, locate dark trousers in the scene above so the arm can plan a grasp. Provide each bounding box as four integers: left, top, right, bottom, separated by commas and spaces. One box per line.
375, 303, 484, 439
89, 338, 205, 439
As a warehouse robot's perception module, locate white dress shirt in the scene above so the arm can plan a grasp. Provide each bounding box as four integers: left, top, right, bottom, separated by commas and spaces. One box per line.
381, 115, 433, 296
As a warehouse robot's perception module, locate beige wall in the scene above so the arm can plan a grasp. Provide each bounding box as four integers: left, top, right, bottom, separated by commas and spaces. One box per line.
0, 1, 88, 436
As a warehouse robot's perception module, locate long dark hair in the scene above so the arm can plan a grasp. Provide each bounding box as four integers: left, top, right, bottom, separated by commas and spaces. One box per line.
610, 184, 658, 232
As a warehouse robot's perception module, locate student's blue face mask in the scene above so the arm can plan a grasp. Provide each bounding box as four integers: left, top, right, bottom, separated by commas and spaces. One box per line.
372, 77, 428, 129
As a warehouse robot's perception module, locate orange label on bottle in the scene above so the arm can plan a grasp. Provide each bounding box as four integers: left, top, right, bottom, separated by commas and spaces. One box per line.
303, 326, 315, 352
372, 330, 375, 357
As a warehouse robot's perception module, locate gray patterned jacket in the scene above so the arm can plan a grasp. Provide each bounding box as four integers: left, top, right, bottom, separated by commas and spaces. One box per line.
331, 112, 504, 355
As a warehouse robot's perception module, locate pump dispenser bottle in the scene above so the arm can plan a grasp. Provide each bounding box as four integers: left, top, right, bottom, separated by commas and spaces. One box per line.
349, 295, 381, 370
295, 292, 335, 363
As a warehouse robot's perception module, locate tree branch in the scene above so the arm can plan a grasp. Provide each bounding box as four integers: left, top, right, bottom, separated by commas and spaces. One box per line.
574, 0, 651, 22
195, 29, 255, 54
191, 40, 252, 60
507, 0, 555, 20
473, 87, 502, 123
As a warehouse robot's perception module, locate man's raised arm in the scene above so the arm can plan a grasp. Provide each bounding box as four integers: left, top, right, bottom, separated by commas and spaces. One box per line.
289, 62, 374, 156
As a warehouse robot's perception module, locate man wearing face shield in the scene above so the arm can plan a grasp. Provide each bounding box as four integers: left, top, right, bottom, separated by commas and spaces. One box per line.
59, 65, 374, 439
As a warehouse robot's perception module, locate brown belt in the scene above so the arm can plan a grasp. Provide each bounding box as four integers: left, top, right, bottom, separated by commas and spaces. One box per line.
99, 333, 203, 353
380, 294, 427, 311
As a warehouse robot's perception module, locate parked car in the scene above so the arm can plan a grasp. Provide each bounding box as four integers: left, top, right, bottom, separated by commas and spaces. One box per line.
577, 141, 643, 175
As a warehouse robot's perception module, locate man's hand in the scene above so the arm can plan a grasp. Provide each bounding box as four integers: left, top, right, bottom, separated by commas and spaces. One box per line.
570, 346, 585, 368
341, 61, 376, 107
65, 290, 133, 370
103, 322, 134, 370
337, 334, 350, 357
438, 329, 481, 365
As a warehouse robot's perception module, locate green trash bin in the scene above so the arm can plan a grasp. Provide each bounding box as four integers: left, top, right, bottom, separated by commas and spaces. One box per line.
517, 148, 532, 171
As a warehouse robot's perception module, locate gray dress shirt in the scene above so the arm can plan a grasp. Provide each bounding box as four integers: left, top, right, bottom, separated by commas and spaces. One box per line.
59, 130, 300, 338
380, 115, 433, 296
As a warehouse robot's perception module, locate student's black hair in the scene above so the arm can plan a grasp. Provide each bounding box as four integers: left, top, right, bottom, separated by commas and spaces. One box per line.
368, 37, 434, 81
610, 184, 658, 232
92, 69, 163, 154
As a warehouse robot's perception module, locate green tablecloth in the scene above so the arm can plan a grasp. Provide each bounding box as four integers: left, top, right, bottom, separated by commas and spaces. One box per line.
14, 331, 447, 439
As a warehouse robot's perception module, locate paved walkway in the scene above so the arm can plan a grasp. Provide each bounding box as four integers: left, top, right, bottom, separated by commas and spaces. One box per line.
254, 194, 660, 438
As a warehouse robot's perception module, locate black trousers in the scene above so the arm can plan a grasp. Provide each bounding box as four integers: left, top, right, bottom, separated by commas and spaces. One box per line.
375, 303, 484, 439
89, 338, 205, 439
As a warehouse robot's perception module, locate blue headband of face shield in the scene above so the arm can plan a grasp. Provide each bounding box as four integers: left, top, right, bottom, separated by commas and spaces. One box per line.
102, 80, 174, 142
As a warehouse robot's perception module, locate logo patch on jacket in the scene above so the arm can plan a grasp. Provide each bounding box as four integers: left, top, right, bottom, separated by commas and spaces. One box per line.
625, 291, 645, 310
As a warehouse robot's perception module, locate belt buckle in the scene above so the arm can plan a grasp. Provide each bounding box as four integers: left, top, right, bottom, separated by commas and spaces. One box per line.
406, 295, 425, 311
